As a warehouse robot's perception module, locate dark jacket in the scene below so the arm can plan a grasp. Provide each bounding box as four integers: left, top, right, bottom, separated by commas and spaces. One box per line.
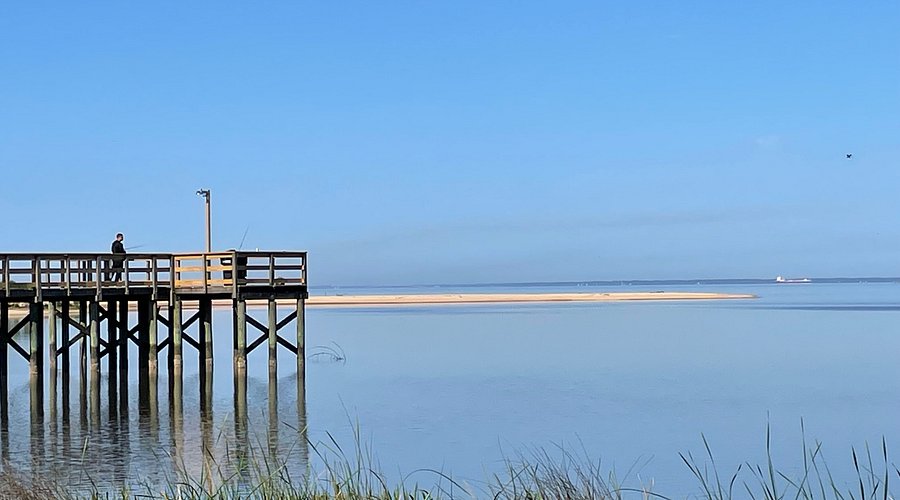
111, 240, 126, 262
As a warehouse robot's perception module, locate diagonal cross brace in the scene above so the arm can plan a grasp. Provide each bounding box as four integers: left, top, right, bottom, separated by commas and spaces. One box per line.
246, 333, 267, 354
3, 316, 30, 341
8, 339, 29, 361
247, 335, 296, 355
275, 311, 297, 332
181, 311, 201, 331
56, 331, 86, 356
246, 311, 298, 335
67, 318, 90, 335
276, 335, 297, 354
181, 332, 200, 350
246, 315, 267, 335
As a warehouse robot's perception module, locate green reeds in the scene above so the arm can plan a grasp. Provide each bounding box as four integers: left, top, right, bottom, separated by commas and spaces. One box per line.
0, 423, 896, 499
680, 422, 896, 500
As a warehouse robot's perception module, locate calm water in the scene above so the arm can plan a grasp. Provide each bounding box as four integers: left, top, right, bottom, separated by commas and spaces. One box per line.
2, 282, 900, 496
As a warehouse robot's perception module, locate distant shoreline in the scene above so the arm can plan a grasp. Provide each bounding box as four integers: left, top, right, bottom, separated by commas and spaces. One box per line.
303, 291, 755, 307
4, 292, 754, 318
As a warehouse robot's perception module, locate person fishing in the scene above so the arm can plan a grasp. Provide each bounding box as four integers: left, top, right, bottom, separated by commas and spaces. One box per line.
108, 232, 127, 281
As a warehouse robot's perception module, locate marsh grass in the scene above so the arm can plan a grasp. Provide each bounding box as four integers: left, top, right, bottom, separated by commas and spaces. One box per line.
681, 423, 897, 500
0, 423, 897, 499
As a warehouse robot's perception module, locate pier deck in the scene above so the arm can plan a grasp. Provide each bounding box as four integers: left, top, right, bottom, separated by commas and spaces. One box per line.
0, 251, 308, 384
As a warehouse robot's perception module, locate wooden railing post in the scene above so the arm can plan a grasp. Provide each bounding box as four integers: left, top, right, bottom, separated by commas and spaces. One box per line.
124, 258, 130, 293
151, 257, 158, 300
231, 250, 238, 299
202, 255, 208, 293
63, 256, 70, 294
95, 256, 102, 297
2, 256, 8, 296
33, 256, 42, 302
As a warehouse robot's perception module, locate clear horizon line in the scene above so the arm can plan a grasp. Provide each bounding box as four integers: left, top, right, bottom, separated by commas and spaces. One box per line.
312, 276, 900, 290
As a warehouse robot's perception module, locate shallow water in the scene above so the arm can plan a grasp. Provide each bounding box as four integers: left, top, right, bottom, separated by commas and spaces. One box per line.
2, 282, 900, 496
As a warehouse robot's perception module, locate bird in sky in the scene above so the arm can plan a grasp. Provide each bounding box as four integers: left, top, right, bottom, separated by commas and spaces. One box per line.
846, 153, 853, 159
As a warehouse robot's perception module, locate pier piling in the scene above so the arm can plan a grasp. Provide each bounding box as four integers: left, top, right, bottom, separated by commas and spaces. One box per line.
29, 301, 43, 376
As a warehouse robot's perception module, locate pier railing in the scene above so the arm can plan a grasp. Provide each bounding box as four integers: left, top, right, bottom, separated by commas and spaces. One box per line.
172, 251, 307, 293
0, 251, 307, 298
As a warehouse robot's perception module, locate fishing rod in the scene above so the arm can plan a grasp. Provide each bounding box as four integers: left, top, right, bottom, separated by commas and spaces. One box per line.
238, 225, 250, 250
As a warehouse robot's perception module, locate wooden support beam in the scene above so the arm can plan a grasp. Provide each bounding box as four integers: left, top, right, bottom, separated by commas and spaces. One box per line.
67, 319, 89, 335
268, 299, 277, 368
0, 303, 7, 384
118, 299, 128, 374
48, 302, 57, 366
107, 300, 117, 381
246, 315, 267, 335
181, 310, 201, 331
61, 301, 70, 376
60, 330, 81, 349
275, 335, 297, 354
128, 332, 144, 349
63, 331, 86, 352
267, 365, 278, 456
181, 331, 200, 351
246, 333, 267, 354
79, 300, 86, 374
89, 363, 100, 431
5, 315, 30, 340
166, 304, 174, 371
231, 300, 238, 365
148, 300, 158, 373
297, 298, 305, 377
171, 300, 182, 369
234, 299, 246, 370
29, 370, 43, 442
233, 368, 247, 450
9, 339, 29, 361
200, 298, 213, 372
137, 298, 150, 399
29, 301, 43, 375
89, 301, 99, 372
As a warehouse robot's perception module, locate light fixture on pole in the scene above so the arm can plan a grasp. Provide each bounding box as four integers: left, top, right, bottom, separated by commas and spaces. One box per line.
196, 189, 211, 252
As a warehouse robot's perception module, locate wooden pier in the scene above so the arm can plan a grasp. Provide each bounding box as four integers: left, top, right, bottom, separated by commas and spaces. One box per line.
0, 251, 308, 385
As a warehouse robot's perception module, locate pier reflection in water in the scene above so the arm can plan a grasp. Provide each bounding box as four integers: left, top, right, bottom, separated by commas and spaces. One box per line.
0, 331, 308, 494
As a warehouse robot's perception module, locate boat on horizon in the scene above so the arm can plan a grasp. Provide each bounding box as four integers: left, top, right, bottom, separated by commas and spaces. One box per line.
775, 275, 811, 284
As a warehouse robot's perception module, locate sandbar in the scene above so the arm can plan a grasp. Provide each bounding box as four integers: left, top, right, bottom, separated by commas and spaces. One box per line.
4, 292, 755, 318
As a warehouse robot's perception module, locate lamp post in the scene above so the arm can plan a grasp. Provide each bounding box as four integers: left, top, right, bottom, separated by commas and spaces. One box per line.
196, 189, 211, 252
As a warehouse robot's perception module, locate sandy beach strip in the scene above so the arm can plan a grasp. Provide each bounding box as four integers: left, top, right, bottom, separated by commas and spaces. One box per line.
4, 292, 755, 317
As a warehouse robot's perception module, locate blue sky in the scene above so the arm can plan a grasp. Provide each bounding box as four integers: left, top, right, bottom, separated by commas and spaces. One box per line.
1, 2, 898, 285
